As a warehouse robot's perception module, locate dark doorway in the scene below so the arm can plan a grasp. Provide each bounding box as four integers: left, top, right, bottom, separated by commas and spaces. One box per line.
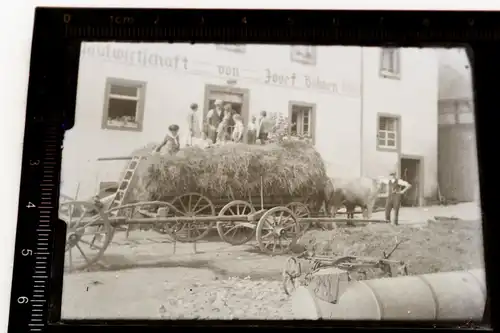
400, 157, 422, 207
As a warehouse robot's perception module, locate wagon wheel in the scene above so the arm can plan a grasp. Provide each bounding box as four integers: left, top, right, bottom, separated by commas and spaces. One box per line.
133, 201, 179, 234
286, 202, 312, 233
60, 201, 114, 273
256, 206, 299, 255
216, 200, 256, 245
170, 193, 216, 242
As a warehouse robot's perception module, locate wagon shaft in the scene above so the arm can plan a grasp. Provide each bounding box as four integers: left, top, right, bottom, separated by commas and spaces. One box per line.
298, 217, 389, 224
66, 214, 254, 228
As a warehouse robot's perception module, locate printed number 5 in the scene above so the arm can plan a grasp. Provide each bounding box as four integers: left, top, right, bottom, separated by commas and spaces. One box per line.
17, 296, 29, 304
27, 202, 36, 208
29, 160, 40, 166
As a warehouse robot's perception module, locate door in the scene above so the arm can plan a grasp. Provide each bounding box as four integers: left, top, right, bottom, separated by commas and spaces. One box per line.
400, 157, 422, 207
204, 85, 250, 142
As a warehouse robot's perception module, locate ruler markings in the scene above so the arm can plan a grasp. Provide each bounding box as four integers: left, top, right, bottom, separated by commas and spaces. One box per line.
35, 252, 49, 255
38, 233, 49, 236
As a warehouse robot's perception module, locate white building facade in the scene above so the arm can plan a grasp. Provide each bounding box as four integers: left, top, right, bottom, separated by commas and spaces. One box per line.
61, 42, 439, 204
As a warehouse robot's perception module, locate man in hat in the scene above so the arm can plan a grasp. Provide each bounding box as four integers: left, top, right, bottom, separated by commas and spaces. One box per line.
205, 100, 224, 143
383, 171, 412, 225
155, 124, 181, 156
186, 103, 201, 146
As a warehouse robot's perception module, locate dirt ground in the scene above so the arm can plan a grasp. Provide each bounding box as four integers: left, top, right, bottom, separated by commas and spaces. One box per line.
61, 203, 485, 320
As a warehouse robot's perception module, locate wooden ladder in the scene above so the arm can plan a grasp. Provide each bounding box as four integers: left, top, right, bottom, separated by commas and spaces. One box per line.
90, 155, 143, 247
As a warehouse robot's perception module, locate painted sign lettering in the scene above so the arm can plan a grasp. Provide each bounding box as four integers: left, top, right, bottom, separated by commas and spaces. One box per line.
304, 75, 338, 93
218, 65, 240, 77
264, 69, 297, 86
81, 44, 189, 70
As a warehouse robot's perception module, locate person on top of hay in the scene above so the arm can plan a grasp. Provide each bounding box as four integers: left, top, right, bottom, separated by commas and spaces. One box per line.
186, 103, 201, 146
206, 99, 224, 144
216, 111, 232, 144
247, 115, 257, 144
154, 124, 181, 155
256, 110, 272, 145
231, 114, 245, 143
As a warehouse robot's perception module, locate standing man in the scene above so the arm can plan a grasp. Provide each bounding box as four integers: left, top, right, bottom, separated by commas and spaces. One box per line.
222, 103, 235, 137
205, 100, 224, 144
256, 110, 270, 145
384, 172, 412, 225
186, 103, 201, 146
155, 124, 181, 156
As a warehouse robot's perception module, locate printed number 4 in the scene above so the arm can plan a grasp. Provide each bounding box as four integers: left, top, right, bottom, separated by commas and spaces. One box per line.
27, 202, 36, 208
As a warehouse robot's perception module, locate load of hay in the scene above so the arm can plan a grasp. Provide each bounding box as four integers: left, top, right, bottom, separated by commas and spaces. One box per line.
129, 141, 328, 205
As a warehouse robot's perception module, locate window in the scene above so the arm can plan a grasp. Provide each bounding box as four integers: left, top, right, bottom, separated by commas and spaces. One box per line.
289, 102, 316, 142
102, 78, 146, 131
291, 46, 317, 65
380, 48, 401, 78
377, 115, 399, 150
216, 44, 246, 53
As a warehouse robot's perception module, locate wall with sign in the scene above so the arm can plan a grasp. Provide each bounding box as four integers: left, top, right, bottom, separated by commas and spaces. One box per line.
61, 42, 438, 200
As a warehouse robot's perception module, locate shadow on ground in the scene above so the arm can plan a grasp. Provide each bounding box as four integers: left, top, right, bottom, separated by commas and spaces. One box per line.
93, 254, 284, 281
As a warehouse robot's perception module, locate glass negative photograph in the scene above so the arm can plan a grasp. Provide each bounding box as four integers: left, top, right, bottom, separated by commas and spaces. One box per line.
59, 42, 485, 320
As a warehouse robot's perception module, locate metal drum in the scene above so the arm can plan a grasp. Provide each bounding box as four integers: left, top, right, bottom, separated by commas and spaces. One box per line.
291, 269, 486, 321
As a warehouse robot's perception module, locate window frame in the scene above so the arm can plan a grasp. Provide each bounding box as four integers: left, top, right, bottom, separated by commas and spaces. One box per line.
288, 101, 317, 144
101, 77, 147, 132
290, 46, 317, 66
215, 44, 246, 53
376, 113, 401, 152
379, 48, 401, 79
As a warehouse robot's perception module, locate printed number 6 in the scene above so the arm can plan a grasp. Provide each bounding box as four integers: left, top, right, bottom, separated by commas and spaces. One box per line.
30, 160, 40, 166
17, 296, 29, 304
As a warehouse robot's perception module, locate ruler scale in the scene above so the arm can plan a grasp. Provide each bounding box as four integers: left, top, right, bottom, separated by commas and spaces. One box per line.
9, 122, 61, 333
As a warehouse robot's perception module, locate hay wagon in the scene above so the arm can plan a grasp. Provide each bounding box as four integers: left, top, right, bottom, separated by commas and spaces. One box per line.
59, 152, 388, 272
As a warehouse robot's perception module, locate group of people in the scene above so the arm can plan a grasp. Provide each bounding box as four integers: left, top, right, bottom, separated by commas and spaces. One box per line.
153, 100, 274, 155
203, 99, 273, 145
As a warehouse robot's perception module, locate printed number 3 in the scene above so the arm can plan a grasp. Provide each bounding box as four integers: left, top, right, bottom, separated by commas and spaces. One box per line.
30, 160, 40, 166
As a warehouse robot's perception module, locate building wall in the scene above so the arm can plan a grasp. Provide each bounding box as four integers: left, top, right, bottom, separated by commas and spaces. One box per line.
362, 47, 439, 199
61, 43, 439, 201
62, 43, 363, 198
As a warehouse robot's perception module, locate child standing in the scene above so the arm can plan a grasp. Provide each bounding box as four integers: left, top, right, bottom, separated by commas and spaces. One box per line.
231, 114, 245, 143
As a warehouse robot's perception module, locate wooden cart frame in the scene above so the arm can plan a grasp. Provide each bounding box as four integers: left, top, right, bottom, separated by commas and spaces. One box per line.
59, 155, 388, 272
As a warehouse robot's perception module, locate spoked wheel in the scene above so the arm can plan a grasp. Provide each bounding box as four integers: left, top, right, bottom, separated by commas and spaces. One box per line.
133, 201, 179, 234
170, 193, 215, 242
256, 206, 300, 255
60, 201, 114, 273
286, 202, 311, 233
216, 200, 256, 245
